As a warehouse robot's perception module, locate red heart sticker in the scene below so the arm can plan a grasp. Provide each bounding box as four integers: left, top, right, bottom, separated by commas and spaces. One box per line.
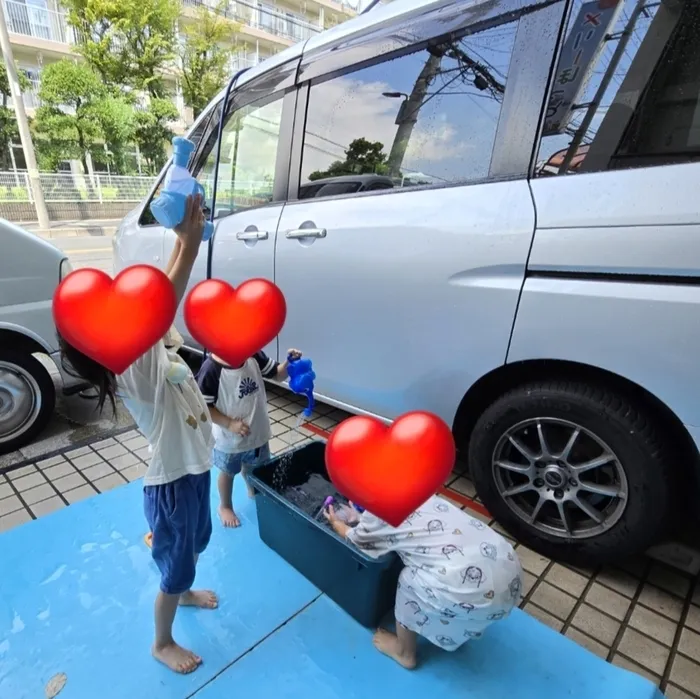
325, 411, 456, 527
184, 279, 286, 367
52, 266, 177, 375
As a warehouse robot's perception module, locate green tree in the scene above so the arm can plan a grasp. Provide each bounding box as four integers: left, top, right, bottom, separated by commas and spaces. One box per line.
133, 97, 178, 173
308, 137, 389, 181
0, 63, 31, 171
32, 60, 133, 174
179, 3, 238, 119
62, 0, 180, 99
61, 0, 180, 168
93, 95, 136, 173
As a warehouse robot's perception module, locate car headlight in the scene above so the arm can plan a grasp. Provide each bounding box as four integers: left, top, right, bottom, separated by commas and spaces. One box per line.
59, 258, 73, 281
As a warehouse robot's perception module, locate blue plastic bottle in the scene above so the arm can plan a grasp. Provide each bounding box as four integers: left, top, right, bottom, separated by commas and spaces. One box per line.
287, 354, 316, 418
150, 137, 214, 242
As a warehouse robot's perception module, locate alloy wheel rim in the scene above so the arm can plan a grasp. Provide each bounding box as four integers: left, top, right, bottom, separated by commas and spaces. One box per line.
491, 417, 628, 539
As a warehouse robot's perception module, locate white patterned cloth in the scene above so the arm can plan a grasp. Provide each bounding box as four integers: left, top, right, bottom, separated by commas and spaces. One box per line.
347, 495, 523, 650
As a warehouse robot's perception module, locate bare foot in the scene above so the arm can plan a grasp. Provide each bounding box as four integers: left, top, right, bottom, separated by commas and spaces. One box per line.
218, 506, 240, 528
152, 642, 202, 674
179, 589, 219, 609
373, 629, 417, 669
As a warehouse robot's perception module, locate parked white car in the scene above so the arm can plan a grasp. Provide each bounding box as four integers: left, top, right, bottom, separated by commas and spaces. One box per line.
0, 220, 86, 453
115, 0, 700, 566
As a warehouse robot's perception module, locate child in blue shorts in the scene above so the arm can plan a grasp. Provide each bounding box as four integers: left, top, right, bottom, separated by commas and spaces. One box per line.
56, 195, 216, 675
197, 347, 302, 528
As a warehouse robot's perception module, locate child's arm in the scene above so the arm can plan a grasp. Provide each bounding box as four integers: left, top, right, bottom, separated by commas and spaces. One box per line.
164, 237, 182, 275
169, 194, 205, 305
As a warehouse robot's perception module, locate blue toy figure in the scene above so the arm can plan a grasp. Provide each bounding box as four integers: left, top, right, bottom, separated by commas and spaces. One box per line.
287, 354, 316, 418
150, 137, 215, 242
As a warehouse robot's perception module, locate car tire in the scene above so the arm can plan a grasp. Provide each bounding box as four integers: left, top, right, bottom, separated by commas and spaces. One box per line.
468, 380, 674, 566
0, 350, 56, 455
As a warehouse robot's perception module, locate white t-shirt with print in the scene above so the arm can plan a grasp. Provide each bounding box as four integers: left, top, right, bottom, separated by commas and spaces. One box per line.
117, 341, 214, 486
197, 352, 278, 454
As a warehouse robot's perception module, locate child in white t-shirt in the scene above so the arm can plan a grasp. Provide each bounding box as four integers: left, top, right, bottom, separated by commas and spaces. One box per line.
57, 195, 216, 676
197, 348, 301, 528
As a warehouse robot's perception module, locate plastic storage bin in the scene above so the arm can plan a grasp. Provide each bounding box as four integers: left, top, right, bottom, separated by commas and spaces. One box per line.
249, 441, 402, 628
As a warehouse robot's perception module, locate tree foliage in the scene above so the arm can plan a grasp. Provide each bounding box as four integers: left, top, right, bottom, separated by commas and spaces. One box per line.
179, 3, 238, 119
59, 0, 180, 169
308, 138, 389, 181
61, 0, 179, 98
133, 97, 178, 172
0, 63, 32, 170
32, 60, 133, 173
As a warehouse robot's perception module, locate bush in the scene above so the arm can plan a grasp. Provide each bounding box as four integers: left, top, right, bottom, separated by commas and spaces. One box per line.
100, 186, 119, 200
11, 186, 29, 200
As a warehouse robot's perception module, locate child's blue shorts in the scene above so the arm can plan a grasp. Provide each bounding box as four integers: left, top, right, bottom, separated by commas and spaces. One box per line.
143, 471, 212, 595
212, 443, 271, 476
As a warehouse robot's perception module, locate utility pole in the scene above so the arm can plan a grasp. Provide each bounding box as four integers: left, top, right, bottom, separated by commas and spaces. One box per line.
386, 48, 443, 178
0, 0, 49, 229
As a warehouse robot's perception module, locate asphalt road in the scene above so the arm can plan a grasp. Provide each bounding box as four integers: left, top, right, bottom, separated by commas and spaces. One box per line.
51, 234, 115, 274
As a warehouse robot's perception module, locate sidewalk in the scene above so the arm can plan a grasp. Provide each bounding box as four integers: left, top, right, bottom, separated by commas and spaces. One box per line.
0, 383, 699, 697
21, 218, 122, 239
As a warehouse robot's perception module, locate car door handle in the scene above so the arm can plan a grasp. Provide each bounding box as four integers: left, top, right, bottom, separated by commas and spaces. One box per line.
286, 228, 327, 239
236, 230, 269, 241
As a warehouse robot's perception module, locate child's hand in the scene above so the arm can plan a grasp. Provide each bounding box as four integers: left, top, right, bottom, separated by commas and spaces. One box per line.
228, 418, 250, 437
287, 348, 302, 360
339, 503, 360, 525
174, 194, 205, 249
323, 504, 339, 524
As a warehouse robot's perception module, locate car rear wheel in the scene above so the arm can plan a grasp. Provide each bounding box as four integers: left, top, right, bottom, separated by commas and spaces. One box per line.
0, 350, 55, 454
468, 380, 674, 566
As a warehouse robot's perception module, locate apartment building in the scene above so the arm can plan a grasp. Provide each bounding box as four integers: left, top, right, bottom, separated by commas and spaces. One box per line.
2, 0, 358, 170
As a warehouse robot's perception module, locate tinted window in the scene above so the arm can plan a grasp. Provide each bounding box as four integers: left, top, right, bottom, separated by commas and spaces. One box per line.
196, 95, 283, 217
298, 19, 518, 200
537, 0, 700, 176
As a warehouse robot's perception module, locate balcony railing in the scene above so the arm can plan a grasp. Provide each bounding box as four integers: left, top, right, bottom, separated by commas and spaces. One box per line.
3, 0, 77, 45
183, 0, 321, 43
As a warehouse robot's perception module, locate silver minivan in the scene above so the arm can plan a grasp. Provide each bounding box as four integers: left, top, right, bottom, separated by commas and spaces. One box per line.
114, 0, 700, 566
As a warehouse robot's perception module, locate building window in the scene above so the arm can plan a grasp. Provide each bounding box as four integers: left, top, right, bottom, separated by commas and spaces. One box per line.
298, 19, 517, 200
536, 0, 700, 176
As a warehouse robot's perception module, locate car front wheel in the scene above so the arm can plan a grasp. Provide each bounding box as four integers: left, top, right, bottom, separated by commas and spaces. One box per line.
468, 380, 674, 566
0, 350, 55, 455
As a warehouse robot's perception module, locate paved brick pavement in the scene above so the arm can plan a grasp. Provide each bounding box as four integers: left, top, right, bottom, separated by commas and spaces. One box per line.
0, 384, 698, 697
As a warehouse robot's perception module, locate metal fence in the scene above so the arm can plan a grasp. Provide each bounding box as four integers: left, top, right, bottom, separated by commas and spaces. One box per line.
0, 172, 157, 203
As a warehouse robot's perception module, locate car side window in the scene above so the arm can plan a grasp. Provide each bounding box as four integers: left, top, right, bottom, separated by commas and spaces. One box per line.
195, 95, 284, 218
536, 0, 700, 176
297, 18, 519, 201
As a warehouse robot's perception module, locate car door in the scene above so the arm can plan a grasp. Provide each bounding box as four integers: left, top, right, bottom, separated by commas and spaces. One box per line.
274, 0, 564, 423
165, 60, 299, 355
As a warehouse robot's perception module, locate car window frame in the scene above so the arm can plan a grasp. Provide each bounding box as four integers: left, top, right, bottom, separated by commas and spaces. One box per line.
191, 88, 297, 221
286, 0, 567, 206
137, 58, 300, 227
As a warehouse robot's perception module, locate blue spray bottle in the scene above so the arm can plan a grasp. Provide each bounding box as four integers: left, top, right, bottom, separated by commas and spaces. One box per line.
150, 137, 215, 242
287, 354, 316, 418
